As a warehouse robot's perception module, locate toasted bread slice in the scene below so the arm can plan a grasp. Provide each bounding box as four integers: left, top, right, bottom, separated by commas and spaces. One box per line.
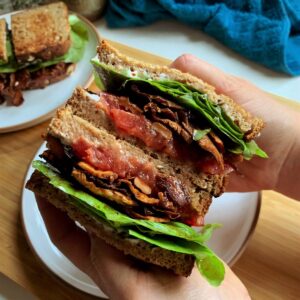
26, 170, 195, 277
11, 2, 71, 63
97, 40, 264, 140
0, 19, 7, 63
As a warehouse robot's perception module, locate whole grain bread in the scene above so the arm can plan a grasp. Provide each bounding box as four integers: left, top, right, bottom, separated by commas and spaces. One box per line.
48, 89, 219, 219
97, 40, 264, 140
0, 19, 7, 62
26, 170, 195, 277
11, 2, 71, 63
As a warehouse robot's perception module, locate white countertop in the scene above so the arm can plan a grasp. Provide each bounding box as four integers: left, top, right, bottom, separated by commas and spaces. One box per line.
95, 19, 300, 102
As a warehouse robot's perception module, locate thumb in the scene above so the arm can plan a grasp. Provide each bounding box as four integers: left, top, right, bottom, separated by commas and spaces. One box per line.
88, 234, 137, 299
170, 54, 271, 117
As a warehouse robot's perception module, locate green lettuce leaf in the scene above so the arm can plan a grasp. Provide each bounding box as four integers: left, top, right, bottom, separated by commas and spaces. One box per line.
91, 58, 129, 91
129, 229, 225, 286
0, 15, 88, 73
32, 160, 224, 286
193, 129, 211, 141
0, 35, 18, 71
90, 60, 267, 159
0, 39, 11, 65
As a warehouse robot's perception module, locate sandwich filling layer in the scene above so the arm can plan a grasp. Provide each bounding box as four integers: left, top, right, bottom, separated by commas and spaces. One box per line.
45, 106, 212, 226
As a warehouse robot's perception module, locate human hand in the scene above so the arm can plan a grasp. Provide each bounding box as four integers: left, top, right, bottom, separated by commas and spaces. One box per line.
36, 196, 250, 300
171, 55, 300, 199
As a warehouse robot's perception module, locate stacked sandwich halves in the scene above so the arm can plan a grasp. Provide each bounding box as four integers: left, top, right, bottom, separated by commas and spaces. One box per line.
26, 41, 267, 286
0, 2, 88, 105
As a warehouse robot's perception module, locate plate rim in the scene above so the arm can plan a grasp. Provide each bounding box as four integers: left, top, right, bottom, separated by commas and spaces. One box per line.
21, 142, 261, 297
227, 192, 261, 266
0, 11, 101, 133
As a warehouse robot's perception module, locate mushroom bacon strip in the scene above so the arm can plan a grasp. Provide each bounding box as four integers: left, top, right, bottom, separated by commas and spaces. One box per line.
130, 84, 183, 110
72, 169, 137, 206
78, 161, 118, 183
196, 135, 224, 170
42, 135, 204, 224
119, 179, 159, 205
130, 211, 170, 223
209, 131, 225, 153
132, 87, 224, 168
148, 104, 224, 169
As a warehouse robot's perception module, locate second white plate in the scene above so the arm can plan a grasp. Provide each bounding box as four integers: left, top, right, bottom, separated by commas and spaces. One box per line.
0, 12, 100, 133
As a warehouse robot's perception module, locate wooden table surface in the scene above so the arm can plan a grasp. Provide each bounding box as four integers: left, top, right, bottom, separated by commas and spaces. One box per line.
0, 41, 300, 300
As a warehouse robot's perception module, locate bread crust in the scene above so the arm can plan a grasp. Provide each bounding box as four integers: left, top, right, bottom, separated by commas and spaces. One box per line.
0, 19, 7, 62
97, 40, 264, 139
26, 170, 195, 277
11, 2, 71, 63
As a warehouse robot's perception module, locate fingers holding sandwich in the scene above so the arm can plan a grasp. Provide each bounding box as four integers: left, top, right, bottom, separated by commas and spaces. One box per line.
170, 54, 300, 195
89, 234, 215, 300
170, 54, 279, 119
170, 54, 247, 96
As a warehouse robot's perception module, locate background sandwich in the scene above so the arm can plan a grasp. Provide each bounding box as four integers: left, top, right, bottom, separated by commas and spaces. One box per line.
26, 41, 267, 286
0, 2, 88, 106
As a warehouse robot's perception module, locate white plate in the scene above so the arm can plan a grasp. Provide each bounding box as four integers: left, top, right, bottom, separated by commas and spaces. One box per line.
0, 12, 100, 133
21, 143, 260, 298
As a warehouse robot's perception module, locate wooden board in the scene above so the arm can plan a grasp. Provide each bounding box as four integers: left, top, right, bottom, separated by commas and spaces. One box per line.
0, 41, 300, 300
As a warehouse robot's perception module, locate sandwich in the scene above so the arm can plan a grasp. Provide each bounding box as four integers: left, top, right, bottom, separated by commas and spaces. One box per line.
0, 2, 88, 106
26, 41, 267, 286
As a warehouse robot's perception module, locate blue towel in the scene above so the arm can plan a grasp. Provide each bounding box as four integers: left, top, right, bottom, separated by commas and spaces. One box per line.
105, 0, 300, 76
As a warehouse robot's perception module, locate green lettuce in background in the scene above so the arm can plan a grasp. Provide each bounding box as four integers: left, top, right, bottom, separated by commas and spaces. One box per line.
0, 35, 15, 68
33, 160, 225, 286
0, 15, 88, 73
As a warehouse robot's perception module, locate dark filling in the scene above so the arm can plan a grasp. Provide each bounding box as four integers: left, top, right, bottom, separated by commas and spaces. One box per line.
42, 135, 203, 226
0, 62, 73, 106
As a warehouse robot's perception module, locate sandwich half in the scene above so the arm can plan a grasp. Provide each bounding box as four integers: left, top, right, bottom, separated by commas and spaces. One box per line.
0, 2, 88, 106
11, 2, 71, 64
26, 41, 267, 286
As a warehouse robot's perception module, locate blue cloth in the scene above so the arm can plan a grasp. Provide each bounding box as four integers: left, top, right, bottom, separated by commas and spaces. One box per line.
105, 0, 300, 76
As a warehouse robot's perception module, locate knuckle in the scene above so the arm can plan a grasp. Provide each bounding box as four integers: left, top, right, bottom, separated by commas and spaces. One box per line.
172, 53, 197, 70
219, 75, 248, 95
